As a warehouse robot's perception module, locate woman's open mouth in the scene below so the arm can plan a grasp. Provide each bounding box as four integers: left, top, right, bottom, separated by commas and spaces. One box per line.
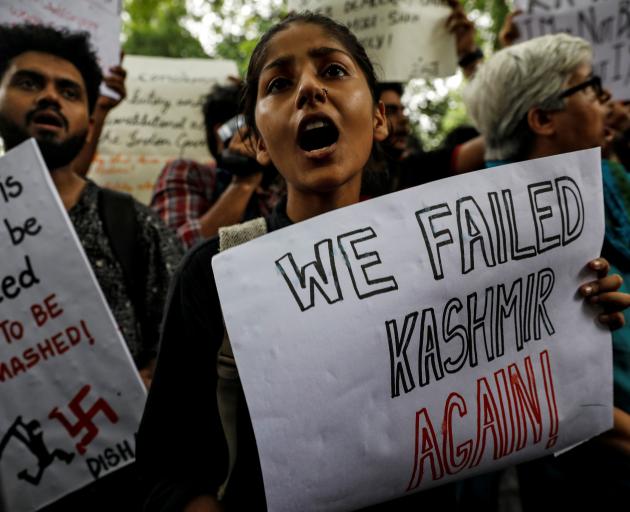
297, 115, 339, 156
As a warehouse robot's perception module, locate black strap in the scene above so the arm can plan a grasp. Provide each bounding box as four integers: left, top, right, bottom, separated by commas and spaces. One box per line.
97, 187, 148, 364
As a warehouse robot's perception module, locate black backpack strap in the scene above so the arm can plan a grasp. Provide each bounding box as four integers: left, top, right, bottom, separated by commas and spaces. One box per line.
97, 187, 148, 362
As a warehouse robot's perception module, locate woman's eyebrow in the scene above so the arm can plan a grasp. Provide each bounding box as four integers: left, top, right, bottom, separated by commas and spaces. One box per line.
308, 47, 352, 60
262, 55, 293, 73
262, 47, 353, 73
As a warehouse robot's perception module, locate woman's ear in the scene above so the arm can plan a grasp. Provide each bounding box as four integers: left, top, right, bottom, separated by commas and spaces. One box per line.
255, 133, 272, 167
373, 100, 389, 142
527, 107, 556, 137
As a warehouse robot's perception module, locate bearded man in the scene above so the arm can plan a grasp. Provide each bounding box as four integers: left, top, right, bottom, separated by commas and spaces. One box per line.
0, 23, 183, 511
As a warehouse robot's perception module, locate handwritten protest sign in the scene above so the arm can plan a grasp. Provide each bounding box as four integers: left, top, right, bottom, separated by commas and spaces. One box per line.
0, 0, 122, 98
515, 0, 597, 13
214, 148, 612, 511
89, 55, 239, 204
514, 0, 630, 99
287, 0, 457, 81
0, 140, 145, 511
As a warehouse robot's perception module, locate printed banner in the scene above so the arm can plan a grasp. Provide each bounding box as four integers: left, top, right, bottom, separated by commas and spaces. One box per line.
515, 0, 630, 99
213, 149, 612, 512
0, 140, 146, 511
287, 0, 457, 81
89, 55, 239, 204
0, 0, 122, 98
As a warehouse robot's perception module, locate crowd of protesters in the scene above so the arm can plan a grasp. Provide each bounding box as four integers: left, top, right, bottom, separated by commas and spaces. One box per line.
0, 2, 629, 511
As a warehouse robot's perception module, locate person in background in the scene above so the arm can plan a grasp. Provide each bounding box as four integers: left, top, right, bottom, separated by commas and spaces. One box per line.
151, 82, 285, 249
375, 79, 485, 193
0, 23, 183, 510
607, 99, 630, 175
369, 1, 486, 195
378, 82, 414, 162
463, 32, 630, 510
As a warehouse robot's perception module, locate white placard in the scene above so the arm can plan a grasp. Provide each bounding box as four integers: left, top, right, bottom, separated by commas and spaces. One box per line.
0, 0, 122, 98
89, 55, 239, 204
515, 0, 630, 99
515, 0, 600, 13
288, 0, 457, 81
213, 149, 612, 512
0, 140, 145, 511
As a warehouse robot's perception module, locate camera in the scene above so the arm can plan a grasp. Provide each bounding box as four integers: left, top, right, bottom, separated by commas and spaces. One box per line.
216, 115, 266, 178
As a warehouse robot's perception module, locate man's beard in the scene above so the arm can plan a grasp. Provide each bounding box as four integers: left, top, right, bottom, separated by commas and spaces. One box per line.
0, 113, 87, 171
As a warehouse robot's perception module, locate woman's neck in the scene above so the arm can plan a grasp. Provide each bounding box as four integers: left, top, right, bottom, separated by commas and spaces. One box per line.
285, 181, 361, 223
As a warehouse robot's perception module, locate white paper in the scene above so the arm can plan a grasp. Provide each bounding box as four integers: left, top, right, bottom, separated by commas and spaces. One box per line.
288, 0, 457, 81
514, 0, 630, 99
514, 0, 604, 13
213, 149, 612, 512
0, 0, 123, 98
0, 140, 146, 511
89, 55, 239, 204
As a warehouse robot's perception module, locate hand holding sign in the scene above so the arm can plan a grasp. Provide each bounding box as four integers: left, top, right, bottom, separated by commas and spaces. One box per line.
89, 56, 239, 203
580, 258, 630, 329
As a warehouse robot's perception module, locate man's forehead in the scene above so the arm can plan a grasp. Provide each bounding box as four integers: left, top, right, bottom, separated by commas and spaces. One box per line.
380, 89, 402, 105
6, 51, 85, 86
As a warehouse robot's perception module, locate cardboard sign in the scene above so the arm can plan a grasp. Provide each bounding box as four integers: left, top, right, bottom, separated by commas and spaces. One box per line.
213, 149, 612, 512
89, 55, 239, 204
0, 140, 146, 511
515, 0, 630, 99
287, 0, 457, 81
0, 0, 122, 98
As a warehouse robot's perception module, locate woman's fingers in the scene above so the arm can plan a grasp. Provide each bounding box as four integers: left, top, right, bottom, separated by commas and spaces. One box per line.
580, 273, 624, 297
587, 257, 610, 278
579, 257, 628, 330
588, 291, 630, 309
598, 311, 625, 330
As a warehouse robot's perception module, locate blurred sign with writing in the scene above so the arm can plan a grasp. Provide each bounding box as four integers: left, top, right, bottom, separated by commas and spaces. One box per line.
0, 0, 122, 98
515, 0, 630, 100
287, 0, 457, 81
0, 140, 145, 511
514, 0, 594, 13
89, 56, 238, 204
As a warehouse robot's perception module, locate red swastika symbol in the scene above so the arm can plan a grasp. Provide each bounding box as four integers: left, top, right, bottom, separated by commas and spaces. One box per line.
49, 384, 119, 455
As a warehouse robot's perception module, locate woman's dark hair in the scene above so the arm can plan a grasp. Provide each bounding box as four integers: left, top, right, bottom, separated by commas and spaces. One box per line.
0, 24, 102, 113
241, 11, 379, 136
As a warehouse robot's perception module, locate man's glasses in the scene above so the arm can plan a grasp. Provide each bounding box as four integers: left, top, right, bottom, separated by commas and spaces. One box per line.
558, 75, 610, 102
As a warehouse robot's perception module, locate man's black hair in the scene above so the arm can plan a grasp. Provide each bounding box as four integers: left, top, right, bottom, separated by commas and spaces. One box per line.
377, 82, 404, 99
0, 24, 102, 113
201, 83, 240, 156
443, 125, 480, 149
